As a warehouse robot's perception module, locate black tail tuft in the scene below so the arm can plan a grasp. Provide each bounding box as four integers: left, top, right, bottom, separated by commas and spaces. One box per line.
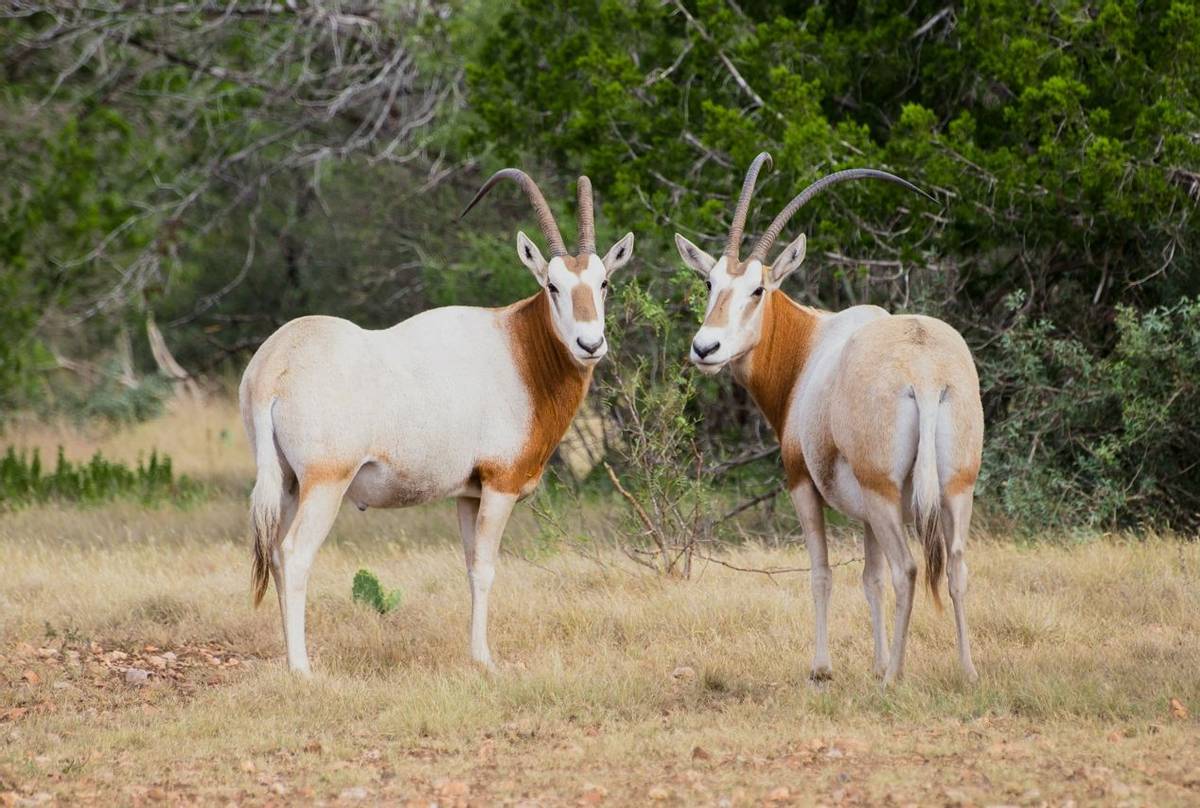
920, 512, 945, 610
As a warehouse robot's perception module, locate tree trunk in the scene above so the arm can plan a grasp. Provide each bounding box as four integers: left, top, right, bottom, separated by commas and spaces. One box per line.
146, 313, 201, 401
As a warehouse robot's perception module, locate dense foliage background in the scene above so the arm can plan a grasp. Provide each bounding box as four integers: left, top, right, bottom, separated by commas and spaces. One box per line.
2, 1, 1198, 533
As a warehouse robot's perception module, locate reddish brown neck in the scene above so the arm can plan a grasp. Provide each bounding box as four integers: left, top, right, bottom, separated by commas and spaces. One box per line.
486, 292, 591, 493
508, 290, 592, 406
733, 292, 820, 437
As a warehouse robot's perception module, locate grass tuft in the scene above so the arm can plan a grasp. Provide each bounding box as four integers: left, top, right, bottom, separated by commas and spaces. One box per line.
0, 445, 202, 509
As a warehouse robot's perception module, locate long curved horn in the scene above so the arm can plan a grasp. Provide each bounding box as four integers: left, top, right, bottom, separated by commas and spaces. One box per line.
725, 152, 773, 259
460, 168, 568, 257
749, 168, 935, 262
576, 175, 595, 254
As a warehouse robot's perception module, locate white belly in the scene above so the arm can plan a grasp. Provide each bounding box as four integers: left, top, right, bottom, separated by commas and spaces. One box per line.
344, 457, 478, 509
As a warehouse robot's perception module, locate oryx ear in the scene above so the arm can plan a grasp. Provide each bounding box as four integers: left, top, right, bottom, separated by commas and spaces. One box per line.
602, 232, 635, 276
516, 231, 549, 283
768, 233, 806, 286
674, 233, 717, 277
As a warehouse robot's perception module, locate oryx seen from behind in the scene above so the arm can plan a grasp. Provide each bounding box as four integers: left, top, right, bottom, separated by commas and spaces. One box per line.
676, 154, 983, 684
240, 169, 634, 674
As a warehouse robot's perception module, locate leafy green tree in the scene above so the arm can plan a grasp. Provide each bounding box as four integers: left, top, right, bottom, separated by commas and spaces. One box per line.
461, 0, 1200, 530
3, 1, 1198, 531
1, 2, 454, 405
463, 0, 1200, 330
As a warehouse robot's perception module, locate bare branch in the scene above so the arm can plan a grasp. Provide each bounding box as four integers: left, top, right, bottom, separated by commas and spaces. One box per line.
717, 486, 784, 524
604, 461, 666, 554
697, 552, 864, 579
7, 0, 454, 319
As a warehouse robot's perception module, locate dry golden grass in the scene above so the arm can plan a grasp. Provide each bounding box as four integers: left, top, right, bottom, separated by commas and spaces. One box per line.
1, 406, 1199, 805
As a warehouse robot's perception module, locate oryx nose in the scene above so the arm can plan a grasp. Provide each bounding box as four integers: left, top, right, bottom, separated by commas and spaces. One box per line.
693, 340, 720, 360
577, 336, 605, 355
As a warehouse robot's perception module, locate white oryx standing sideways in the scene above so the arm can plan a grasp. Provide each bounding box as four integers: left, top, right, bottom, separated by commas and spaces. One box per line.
676, 154, 983, 685
240, 169, 634, 674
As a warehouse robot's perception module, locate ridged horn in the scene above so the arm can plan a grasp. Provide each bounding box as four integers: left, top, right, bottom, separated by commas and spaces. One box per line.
749, 168, 935, 262
577, 175, 595, 254
460, 168, 568, 258
725, 152, 773, 258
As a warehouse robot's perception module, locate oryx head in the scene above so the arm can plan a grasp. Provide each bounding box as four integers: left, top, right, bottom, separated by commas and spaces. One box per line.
462, 169, 634, 367
675, 154, 932, 374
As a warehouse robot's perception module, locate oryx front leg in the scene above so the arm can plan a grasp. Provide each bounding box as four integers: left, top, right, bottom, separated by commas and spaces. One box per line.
789, 481, 832, 681
460, 489, 516, 669
278, 478, 348, 676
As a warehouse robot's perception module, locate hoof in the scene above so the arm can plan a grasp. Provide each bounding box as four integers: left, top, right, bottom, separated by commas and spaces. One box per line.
809, 667, 833, 683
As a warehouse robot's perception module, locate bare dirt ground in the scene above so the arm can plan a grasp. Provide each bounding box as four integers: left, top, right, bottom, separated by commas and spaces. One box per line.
1, 403, 1198, 806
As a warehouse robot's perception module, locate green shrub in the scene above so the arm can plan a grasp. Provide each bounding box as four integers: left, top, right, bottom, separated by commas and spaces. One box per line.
351, 569, 403, 614
591, 278, 728, 577
7, 361, 175, 429
39, 364, 175, 425
0, 446, 203, 509
981, 296, 1200, 533
58, 367, 174, 425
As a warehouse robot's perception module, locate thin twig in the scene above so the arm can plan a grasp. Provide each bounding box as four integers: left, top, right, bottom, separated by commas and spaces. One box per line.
705, 445, 779, 476
717, 485, 784, 524
696, 552, 865, 581
604, 462, 666, 554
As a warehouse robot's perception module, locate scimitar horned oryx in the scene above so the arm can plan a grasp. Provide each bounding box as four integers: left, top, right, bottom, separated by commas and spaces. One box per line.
675, 154, 983, 685
240, 169, 634, 674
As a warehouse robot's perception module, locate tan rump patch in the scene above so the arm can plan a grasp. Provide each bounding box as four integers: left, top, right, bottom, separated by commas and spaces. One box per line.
907, 320, 929, 345
945, 466, 979, 498
854, 466, 901, 502
571, 283, 598, 322
299, 462, 355, 498
480, 291, 591, 495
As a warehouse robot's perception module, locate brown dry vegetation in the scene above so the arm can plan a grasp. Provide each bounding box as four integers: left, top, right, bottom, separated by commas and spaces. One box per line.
1, 403, 1199, 806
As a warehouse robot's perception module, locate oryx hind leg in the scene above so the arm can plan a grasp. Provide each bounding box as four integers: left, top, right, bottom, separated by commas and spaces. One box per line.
861, 489, 915, 686
942, 491, 978, 681
277, 471, 351, 675
861, 524, 890, 678
270, 480, 299, 652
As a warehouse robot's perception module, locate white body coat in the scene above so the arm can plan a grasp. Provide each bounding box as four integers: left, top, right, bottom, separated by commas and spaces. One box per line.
678, 156, 980, 685
243, 308, 533, 512
241, 223, 634, 674
679, 239, 983, 686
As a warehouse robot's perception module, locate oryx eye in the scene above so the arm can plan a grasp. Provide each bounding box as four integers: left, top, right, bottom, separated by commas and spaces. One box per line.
600, 279, 608, 290
547, 283, 559, 295
752, 287, 765, 297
